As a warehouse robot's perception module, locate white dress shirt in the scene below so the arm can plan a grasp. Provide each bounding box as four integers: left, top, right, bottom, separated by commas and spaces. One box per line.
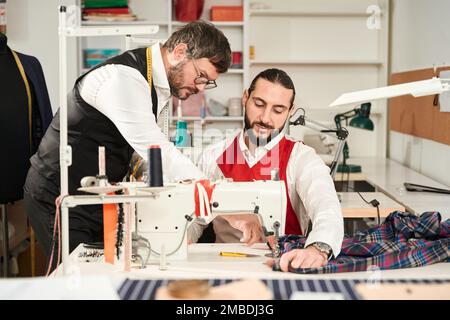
193, 130, 344, 257
78, 42, 204, 181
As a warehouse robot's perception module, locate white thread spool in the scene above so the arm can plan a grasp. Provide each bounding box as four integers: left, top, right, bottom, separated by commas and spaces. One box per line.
98, 146, 105, 176
80, 176, 97, 187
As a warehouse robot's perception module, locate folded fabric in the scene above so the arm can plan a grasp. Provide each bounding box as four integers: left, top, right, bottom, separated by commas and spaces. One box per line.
278, 211, 449, 274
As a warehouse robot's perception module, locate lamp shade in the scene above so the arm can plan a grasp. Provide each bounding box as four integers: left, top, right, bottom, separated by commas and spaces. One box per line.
349, 116, 374, 130
349, 102, 374, 130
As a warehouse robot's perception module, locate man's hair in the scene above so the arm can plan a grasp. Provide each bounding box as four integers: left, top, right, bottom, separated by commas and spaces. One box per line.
248, 68, 296, 107
163, 20, 231, 73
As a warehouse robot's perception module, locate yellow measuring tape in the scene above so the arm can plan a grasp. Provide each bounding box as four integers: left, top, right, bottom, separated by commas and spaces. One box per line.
11, 50, 35, 277
130, 47, 153, 180
146, 47, 152, 89
11, 50, 33, 155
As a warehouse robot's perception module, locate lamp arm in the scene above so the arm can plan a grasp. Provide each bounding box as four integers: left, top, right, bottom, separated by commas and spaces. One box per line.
334, 109, 358, 129
303, 117, 342, 139
289, 113, 348, 178
290, 115, 348, 140
303, 116, 349, 140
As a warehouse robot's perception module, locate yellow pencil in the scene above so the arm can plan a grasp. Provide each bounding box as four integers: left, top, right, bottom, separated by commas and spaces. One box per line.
219, 251, 259, 257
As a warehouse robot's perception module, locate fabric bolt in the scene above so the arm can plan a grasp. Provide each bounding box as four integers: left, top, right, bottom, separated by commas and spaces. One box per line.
277, 211, 450, 274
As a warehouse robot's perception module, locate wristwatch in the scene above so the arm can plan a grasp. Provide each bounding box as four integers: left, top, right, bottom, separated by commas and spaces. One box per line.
310, 242, 333, 259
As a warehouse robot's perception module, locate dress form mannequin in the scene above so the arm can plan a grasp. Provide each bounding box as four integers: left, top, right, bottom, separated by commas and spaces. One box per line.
0, 33, 29, 203
0, 32, 7, 53
0, 32, 29, 277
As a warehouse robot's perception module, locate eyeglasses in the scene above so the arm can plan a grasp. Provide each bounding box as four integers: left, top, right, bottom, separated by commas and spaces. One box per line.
191, 58, 217, 90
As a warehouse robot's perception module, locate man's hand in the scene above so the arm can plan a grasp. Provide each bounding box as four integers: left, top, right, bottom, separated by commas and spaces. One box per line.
221, 214, 264, 246
266, 246, 328, 272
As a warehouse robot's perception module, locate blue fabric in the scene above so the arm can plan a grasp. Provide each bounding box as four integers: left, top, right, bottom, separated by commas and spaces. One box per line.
16, 51, 53, 151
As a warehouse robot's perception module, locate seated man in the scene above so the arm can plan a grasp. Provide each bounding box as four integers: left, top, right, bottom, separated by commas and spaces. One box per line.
189, 68, 344, 271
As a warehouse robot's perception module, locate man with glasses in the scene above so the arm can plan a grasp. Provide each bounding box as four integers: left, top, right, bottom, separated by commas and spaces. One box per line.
189, 69, 344, 271
24, 21, 231, 258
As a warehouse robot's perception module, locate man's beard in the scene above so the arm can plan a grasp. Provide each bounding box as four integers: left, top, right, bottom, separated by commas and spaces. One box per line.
244, 111, 284, 147
167, 60, 198, 100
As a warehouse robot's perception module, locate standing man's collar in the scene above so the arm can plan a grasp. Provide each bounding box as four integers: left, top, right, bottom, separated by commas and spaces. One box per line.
151, 42, 170, 91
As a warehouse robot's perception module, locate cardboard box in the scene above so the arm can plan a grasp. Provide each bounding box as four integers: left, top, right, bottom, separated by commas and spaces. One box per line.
210, 6, 243, 22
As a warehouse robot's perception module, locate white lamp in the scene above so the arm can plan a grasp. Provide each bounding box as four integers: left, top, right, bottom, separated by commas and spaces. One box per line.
330, 77, 450, 108
327, 76, 450, 174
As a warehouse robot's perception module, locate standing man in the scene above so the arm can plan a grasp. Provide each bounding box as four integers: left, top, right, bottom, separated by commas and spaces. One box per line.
24, 21, 231, 258
190, 68, 344, 270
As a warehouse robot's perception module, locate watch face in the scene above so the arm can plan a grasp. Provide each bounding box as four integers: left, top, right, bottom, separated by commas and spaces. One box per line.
315, 242, 331, 253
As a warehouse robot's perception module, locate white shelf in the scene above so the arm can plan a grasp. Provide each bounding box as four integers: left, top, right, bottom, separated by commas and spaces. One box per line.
81, 69, 243, 77
171, 21, 244, 27
65, 25, 158, 37
171, 116, 243, 122
82, 20, 169, 26
81, 69, 242, 78
227, 69, 244, 74
250, 10, 376, 17
250, 59, 383, 66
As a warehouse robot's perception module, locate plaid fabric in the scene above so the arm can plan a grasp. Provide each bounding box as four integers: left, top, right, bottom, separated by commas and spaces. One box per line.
278, 211, 450, 274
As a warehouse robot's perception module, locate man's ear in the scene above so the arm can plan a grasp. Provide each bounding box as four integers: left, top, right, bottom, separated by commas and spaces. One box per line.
284, 106, 295, 126
288, 105, 296, 117
170, 43, 188, 65
242, 89, 249, 110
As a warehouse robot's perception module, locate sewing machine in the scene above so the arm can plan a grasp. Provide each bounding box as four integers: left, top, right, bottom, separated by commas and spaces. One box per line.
133, 180, 287, 265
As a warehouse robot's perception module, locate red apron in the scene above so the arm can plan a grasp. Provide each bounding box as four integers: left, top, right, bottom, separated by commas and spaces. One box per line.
216, 135, 302, 235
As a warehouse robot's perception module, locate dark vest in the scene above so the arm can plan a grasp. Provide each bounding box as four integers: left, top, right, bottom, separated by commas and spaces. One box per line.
29, 48, 157, 196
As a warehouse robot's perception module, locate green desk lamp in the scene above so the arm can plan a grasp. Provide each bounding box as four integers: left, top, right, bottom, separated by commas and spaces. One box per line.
335, 102, 374, 173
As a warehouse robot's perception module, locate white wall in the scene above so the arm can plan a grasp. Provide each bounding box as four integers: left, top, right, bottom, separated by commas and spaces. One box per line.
7, 0, 78, 114
249, 0, 390, 159
390, 0, 450, 186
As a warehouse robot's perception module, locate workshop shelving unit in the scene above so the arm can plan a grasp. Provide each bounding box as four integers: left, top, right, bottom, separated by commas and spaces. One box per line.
58, 6, 162, 274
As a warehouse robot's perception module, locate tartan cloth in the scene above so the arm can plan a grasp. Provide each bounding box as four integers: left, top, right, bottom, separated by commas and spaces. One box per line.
278, 211, 450, 274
